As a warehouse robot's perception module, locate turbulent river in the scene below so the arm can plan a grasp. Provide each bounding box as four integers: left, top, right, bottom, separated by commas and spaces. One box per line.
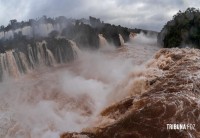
0, 33, 181, 138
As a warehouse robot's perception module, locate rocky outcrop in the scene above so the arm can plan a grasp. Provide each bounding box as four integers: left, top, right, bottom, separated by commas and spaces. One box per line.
61, 48, 200, 138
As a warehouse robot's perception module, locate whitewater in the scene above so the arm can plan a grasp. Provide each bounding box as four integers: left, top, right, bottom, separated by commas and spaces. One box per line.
0, 33, 160, 138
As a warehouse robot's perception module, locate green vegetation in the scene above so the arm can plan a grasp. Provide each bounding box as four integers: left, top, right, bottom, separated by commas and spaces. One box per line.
158, 8, 200, 48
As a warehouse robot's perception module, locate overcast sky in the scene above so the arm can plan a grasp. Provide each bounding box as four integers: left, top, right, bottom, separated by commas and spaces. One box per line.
0, 0, 200, 31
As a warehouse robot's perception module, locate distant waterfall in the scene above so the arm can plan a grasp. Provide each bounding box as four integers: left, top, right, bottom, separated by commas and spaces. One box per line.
0, 23, 63, 39
0, 50, 29, 79
119, 34, 125, 46
0, 50, 19, 78
69, 40, 82, 56
98, 34, 109, 47
129, 32, 137, 40
35, 41, 56, 66
0, 39, 80, 81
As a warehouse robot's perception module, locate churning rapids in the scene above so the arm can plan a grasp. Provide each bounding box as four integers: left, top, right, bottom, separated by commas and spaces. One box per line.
1, 32, 199, 138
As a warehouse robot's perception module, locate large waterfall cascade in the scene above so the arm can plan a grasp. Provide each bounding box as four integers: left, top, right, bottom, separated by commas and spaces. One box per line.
0, 24, 127, 81
119, 34, 125, 46
0, 39, 80, 80
98, 34, 109, 47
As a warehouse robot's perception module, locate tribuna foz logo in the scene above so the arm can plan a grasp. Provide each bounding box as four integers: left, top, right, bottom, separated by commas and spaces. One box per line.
167, 124, 195, 130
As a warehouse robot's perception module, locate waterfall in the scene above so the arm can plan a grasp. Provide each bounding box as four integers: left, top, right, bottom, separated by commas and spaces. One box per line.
0, 23, 60, 40
98, 34, 109, 47
27, 43, 56, 68
46, 49, 57, 65
36, 23, 54, 37
69, 40, 81, 56
0, 32, 5, 38
18, 52, 30, 73
0, 50, 23, 79
21, 26, 33, 37
0, 39, 78, 81
4, 30, 14, 39
129, 32, 137, 41
35, 40, 56, 65
27, 44, 36, 68
119, 34, 125, 46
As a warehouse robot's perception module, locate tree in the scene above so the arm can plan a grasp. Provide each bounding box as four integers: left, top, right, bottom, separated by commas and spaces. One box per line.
158, 8, 200, 48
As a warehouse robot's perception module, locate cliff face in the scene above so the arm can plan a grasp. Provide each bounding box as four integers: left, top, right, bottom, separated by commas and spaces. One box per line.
61, 48, 200, 138
0, 38, 78, 80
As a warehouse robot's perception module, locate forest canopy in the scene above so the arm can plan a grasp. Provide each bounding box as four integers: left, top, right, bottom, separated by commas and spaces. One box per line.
158, 8, 200, 48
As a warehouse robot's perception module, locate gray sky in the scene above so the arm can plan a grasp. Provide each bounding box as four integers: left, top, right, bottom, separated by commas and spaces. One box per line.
0, 0, 200, 31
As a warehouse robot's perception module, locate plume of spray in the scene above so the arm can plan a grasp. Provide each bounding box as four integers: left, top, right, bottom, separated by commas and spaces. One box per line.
98, 34, 115, 52
119, 34, 125, 46
103, 32, 161, 104
0, 18, 68, 40
0, 32, 160, 138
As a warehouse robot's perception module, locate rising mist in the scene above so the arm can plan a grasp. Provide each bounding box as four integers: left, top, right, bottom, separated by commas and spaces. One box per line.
0, 32, 158, 138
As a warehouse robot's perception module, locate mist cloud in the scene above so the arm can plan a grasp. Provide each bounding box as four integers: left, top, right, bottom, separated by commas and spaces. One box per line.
0, 0, 200, 31
0, 30, 160, 137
